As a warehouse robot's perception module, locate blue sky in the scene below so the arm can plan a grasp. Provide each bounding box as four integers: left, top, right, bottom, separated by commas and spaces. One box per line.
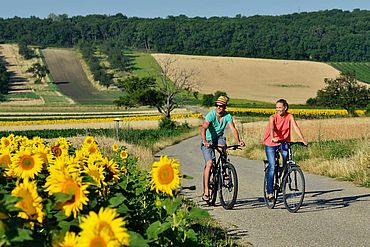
0, 0, 369, 19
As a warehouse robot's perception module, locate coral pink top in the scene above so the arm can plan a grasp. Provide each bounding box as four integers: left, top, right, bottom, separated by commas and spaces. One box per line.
263, 113, 292, 146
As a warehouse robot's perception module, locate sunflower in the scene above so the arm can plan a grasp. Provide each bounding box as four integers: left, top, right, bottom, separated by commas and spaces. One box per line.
83, 136, 95, 146
78, 229, 120, 247
83, 162, 105, 187
51, 138, 71, 158
44, 172, 89, 218
34, 144, 54, 167
119, 149, 128, 160
51, 145, 67, 158
0, 148, 12, 169
150, 156, 181, 197
111, 144, 119, 152
82, 143, 101, 156
32, 136, 44, 147
79, 208, 129, 246
56, 232, 79, 247
11, 148, 43, 181
100, 158, 120, 183
11, 181, 45, 223
1, 137, 12, 149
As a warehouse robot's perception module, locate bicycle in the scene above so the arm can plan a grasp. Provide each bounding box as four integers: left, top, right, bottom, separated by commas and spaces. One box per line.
207, 144, 242, 209
263, 141, 307, 213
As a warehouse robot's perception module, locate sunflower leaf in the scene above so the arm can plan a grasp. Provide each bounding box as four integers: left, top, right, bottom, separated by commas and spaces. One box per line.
185, 229, 197, 242
128, 231, 149, 247
58, 220, 70, 233
146, 221, 171, 241
11, 228, 33, 242
109, 194, 126, 207
54, 192, 73, 203
187, 207, 209, 221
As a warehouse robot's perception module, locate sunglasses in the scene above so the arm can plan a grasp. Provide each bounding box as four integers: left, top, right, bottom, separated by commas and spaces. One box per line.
215, 104, 226, 108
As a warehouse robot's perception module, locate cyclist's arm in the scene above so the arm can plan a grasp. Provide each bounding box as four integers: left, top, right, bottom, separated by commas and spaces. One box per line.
200, 120, 210, 147
228, 121, 245, 146
269, 115, 278, 143
290, 115, 308, 145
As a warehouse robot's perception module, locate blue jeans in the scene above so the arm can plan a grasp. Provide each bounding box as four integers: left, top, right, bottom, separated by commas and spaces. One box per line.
265, 143, 288, 194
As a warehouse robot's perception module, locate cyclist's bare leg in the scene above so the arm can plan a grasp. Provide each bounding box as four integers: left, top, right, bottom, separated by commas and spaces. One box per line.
203, 159, 213, 198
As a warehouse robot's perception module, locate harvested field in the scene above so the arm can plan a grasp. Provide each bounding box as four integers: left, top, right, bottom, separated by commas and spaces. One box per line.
42, 48, 120, 104
236, 117, 370, 143
152, 54, 341, 104
0, 44, 44, 105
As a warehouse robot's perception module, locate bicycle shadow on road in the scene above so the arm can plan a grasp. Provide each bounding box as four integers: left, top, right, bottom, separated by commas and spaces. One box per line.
298, 189, 370, 213
231, 197, 266, 210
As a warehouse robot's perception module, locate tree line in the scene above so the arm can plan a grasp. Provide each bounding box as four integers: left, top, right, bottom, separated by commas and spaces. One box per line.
0, 61, 10, 101
0, 9, 368, 62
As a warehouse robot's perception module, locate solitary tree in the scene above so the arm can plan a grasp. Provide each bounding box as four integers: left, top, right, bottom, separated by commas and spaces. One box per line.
26, 63, 50, 83
155, 57, 199, 119
307, 72, 369, 114
115, 57, 199, 123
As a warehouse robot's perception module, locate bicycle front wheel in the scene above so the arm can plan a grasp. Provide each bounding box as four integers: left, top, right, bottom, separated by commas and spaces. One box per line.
283, 166, 305, 213
219, 163, 238, 209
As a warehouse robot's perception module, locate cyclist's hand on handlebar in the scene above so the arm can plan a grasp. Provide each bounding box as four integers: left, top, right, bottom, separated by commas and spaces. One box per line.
302, 139, 308, 146
238, 141, 245, 147
202, 141, 210, 148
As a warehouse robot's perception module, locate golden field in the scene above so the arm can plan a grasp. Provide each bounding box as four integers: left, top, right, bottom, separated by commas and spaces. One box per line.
152, 53, 340, 104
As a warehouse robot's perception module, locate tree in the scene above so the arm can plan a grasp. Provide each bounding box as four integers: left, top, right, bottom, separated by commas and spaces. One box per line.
307, 72, 370, 114
155, 57, 199, 119
114, 76, 164, 109
114, 58, 199, 126
26, 63, 50, 83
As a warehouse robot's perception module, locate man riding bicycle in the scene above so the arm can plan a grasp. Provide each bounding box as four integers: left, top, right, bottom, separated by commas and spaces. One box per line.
200, 95, 245, 202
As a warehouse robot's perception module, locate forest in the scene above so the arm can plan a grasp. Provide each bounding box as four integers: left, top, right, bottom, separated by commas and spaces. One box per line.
0, 9, 369, 62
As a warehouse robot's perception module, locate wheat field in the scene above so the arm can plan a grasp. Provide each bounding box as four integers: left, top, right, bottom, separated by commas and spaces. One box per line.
152, 53, 341, 104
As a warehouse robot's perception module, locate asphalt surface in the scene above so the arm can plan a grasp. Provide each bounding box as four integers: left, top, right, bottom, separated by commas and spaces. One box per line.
156, 136, 370, 247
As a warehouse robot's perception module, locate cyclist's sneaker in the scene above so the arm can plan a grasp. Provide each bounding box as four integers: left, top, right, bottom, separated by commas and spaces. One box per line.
267, 194, 274, 201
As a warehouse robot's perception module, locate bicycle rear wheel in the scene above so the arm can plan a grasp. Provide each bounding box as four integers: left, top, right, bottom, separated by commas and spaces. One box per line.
263, 163, 278, 209
208, 166, 218, 206
219, 163, 238, 209
283, 166, 305, 213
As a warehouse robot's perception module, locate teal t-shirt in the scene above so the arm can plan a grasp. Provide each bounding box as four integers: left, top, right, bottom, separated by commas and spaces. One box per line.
205, 109, 233, 141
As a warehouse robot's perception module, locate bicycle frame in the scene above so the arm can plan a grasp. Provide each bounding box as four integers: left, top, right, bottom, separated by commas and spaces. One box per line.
264, 140, 307, 212
208, 144, 241, 209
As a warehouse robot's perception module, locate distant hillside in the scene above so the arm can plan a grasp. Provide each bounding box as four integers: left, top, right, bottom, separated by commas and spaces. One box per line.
42, 48, 120, 104
153, 54, 340, 104
0, 9, 369, 62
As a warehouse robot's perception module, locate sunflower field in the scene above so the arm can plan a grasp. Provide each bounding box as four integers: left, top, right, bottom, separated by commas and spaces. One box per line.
0, 134, 212, 247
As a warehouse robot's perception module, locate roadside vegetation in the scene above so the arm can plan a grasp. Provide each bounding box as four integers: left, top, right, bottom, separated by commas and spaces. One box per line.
0, 133, 239, 246
229, 116, 370, 187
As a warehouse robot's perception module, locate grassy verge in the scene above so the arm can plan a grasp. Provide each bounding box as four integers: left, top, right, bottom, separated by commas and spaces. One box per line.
229, 116, 370, 187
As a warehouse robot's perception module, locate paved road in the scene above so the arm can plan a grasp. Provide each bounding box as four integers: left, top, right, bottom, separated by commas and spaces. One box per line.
157, 136, 370, 247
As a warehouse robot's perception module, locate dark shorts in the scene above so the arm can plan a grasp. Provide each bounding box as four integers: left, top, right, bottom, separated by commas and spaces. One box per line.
200, 136, 226, 162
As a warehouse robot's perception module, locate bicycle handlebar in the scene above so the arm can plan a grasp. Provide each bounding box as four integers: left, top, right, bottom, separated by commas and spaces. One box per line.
277, 140, 308, 147
208, 144, 243, 150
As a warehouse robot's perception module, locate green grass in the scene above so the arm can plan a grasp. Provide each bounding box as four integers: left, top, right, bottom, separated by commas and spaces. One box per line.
127, 50, 162, 79
330, 62, 370, 84
6, 92, 40, 99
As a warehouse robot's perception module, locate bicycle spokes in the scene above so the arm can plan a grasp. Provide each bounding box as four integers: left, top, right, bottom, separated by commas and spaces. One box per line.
283, 167, 305, 213
219, 163, 238, 210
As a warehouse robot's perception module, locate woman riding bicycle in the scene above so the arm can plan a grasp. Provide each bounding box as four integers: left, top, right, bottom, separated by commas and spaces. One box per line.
263, 99, 308, 201
200, 95, 245, 202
